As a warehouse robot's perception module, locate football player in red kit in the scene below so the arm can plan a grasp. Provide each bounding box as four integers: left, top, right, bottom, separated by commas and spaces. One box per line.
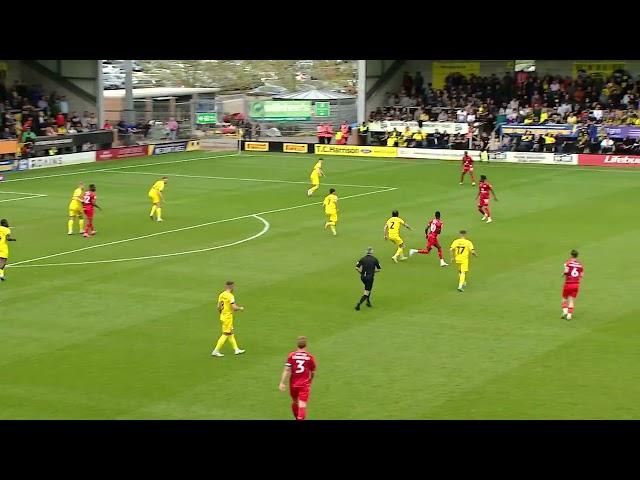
279, 336, 316, 420
459, 151, 476, 186
409, 211, 448, 267
82, 184, 101, 238
561, 250, 584, 321
477, 175, 498, 223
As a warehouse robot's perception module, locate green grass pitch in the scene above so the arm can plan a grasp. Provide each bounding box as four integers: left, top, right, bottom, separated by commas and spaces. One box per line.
0, 150, 638, 419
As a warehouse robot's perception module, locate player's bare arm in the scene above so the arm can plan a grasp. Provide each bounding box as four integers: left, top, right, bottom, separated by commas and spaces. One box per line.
232, 302, 244, 312
383, 224, 389, 240
6, 234, 16, 242
404, 222, 412, 230
217, 301, 224, 313
279, 366, 291, 391
471, 249, 478, 257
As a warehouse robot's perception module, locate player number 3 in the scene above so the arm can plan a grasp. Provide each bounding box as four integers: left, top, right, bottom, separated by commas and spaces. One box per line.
295, 359, 305, 373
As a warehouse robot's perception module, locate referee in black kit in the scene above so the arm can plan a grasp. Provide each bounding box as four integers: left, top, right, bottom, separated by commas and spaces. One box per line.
355, 247, 381, 311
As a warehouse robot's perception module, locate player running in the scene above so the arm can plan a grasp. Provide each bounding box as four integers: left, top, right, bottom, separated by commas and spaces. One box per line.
0, 219, 17, 281
561, 250, 584, 321
409, 210, 448, 267
459, 151, 476, 186
477, 175, 498, 223
384, 210, 412, 263
67, 181, 85, 235
149, 176, 167, 222
211, 280, 246, 357
307, 159, 324, 196
323, 188, 338, 236
82, 184, 101, 238
449, 230, 477, 292
279, 336, 316, 420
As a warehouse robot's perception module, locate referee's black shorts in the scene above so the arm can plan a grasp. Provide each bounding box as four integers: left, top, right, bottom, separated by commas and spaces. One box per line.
361, 274, 374, 291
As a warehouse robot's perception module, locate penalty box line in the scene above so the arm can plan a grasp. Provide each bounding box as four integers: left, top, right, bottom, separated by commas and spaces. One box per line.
9, 185, 398, 268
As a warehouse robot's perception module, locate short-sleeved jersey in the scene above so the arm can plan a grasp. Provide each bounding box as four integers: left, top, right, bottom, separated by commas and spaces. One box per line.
426, 218, 443, 237
386, 216, 405, 237
218, 290, 236, 318
357, 255, 381, 278
311, 162, 322, 176
0, 225, 11, 249
563, 259, 584, 285
82, 191, 96, 207
285, 350, 316, 388
478, 181, 493, 199
70, 187, 83, 208
323, 193, 338, 214
450, 238, 475, 262
151, 180, 165, 193
462, 154, 473, 168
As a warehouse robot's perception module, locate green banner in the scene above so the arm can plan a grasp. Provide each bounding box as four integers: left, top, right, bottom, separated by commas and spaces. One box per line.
315, 102, 330, 117
249, 101, 312, 121
196, 112, 218, 124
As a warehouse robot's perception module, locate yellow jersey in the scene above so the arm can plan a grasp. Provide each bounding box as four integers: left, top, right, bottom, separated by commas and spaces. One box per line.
323, 193, 338, 214
385, 216, 404, 237
69, 187, 83, 209
0, 225, 11, 254
218, 290, 236, 319
149, 180, 165, 195
450, 238, 475, 262
311, 161, 322, 177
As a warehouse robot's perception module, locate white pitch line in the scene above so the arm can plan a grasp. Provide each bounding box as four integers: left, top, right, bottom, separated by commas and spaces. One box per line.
0, 152, 240, 184
108, 170, 396, 190
9, 186, 397, 268
0, 194, 48, 203
0, 190, 49, 195
10, 215, 270, 268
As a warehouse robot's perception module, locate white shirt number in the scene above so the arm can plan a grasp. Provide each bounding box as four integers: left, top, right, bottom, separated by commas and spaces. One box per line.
295, 360, 305, 373
570, 268, 580, 277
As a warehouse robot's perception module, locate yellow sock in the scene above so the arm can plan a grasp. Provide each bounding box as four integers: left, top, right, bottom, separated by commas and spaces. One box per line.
156, 207, 162, 219
150, 205, 157, 217
309, 184, 319, 194
330, 225, 336, 235
0, 268, 4, 277
395, 247, 403, 257
214, 335, 227, 352
228, 335, 239, 350
78, 218, 85, 232
458, 272, 466, 289
68, 219, 74, 233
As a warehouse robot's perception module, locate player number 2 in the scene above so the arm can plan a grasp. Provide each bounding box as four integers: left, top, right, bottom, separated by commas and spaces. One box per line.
389, 222, 395, 229
295, 360, 305, 373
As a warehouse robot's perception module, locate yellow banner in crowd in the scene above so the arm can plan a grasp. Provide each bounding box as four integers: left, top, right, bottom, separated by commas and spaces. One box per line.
283, 143, 309, 153
573, 62, 625, 79
244, 142, 269, 152
314, 145, 397, 158
432, 62, 480, 89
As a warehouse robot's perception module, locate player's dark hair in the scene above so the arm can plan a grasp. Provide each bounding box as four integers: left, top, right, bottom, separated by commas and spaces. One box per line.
297, 336, 307, 349
89, 184, 96, 191
392, 210, 399, 217
329, 188, 336, 194
0, 219, 7, 227
460, 230, 467, 235
225, 280, 234, 286
435, 211, 441, 219
571, 249, 579, 258
480, 175, 487, 181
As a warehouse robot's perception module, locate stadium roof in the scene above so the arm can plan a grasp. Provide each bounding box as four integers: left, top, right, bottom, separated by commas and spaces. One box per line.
273, 89, 355, 100
103, 87, 220, 98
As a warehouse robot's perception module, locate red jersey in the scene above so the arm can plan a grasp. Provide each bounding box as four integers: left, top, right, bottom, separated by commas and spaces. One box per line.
286, 350, 316, 388
462, 154, 473, 168
478, 181, 493, 199
82, 191, 96, 208
563, 259, 584, 285
426, 218, 443, 238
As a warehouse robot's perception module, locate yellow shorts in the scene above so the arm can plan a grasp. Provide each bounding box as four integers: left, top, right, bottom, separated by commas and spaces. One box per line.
220, 316, 234, 334
0, 249, 8, 259
68, 207, 83, 217
149, 192, 160, 204
326, 212, 338, 224
456, 260, 469, 273
310, 176, 319, 186
389, 235, 403, 246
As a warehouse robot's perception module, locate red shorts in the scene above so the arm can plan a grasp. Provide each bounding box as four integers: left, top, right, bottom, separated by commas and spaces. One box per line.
426, 235, 440, 249
83, 208, 94, 219
562, 283, 580, 298
290, 385, 311, 402
463, 166, 473, 173
478, 198, 489, 208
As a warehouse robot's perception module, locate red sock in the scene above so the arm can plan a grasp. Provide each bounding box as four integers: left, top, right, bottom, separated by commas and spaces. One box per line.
562, 300, 568, 309
296, 407, 306, 420
437, 247, 443, 259
568, 307, 574, 314
291, 402, 299, 419
484, 207, 491, 217
478, 207, 485, 215
417, 247, 430, 254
